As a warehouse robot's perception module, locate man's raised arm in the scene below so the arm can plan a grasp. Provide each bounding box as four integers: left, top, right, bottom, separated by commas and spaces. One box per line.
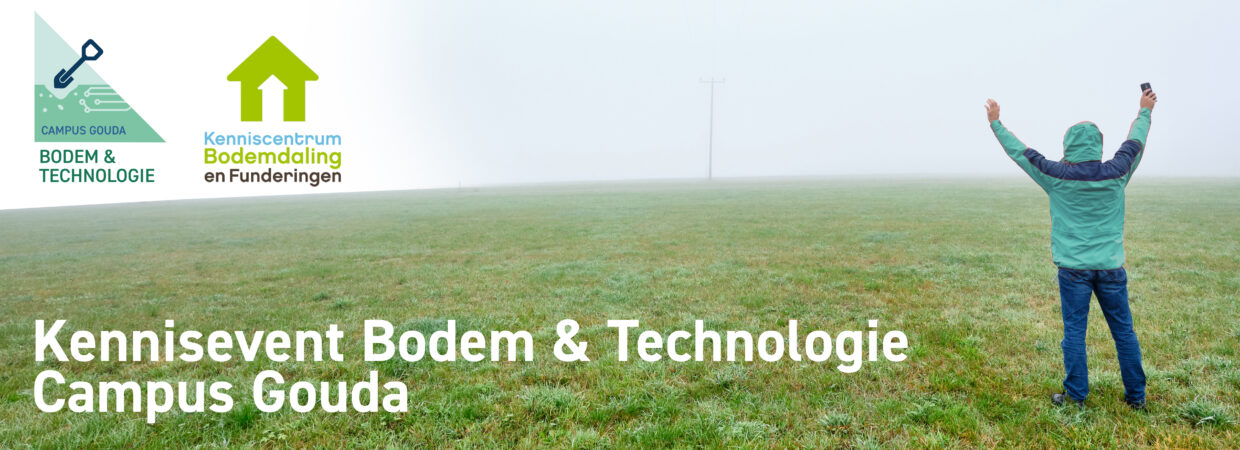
987, 99, 1052, 191
1109, 89, 1156, 185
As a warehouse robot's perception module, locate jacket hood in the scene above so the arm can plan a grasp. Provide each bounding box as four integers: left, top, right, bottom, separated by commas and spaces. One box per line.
1062, 121, 1103, 163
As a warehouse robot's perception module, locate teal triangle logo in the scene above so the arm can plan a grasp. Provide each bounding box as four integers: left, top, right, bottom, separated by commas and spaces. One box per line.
35, 13, 162, 142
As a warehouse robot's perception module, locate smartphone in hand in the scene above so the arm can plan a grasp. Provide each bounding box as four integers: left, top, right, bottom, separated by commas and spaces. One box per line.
1140, 82, 1152, 93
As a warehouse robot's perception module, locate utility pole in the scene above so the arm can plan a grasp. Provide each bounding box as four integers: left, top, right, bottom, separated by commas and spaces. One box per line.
700, 77, 724, 180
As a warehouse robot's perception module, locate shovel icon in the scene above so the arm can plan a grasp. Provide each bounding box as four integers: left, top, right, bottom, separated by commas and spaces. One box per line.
53, 39, 103, 89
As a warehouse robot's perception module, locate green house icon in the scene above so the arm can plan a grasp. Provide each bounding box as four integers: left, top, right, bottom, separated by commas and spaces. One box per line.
228, 36, 317, 122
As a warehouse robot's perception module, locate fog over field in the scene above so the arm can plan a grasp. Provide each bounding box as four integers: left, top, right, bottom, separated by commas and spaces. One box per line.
4, 1, 1234, 209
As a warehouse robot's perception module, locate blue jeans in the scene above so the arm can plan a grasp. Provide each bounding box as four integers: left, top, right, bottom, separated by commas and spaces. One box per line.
1058, 267, 1146, 403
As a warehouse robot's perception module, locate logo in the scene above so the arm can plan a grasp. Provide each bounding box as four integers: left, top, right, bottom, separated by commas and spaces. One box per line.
201, 36, 341, 187
228, 37, 318, 122
34, 14, 162, 142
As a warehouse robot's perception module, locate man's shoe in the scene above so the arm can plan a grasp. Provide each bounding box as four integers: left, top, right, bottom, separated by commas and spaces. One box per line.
1051, 392, 1084, 409
1125, 398, 1146, 411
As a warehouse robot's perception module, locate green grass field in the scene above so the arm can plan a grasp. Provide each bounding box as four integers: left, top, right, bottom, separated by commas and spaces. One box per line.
1, 178, 1238, 448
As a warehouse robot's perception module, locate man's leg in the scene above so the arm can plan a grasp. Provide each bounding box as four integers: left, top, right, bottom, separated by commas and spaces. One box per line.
1058, 268, 1094, 402
1094, 268, 1147, 405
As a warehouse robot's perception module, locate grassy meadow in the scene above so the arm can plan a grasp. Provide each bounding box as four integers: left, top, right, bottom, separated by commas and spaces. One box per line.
1, 177, 1237, 448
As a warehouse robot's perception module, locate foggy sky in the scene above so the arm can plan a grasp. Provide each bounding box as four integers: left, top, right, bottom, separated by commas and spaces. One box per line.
3, 1, 1234, 210
395, 0, 1238, 184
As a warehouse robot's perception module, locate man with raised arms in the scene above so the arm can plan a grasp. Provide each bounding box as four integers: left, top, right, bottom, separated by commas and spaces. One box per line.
985, 88, 1157, 410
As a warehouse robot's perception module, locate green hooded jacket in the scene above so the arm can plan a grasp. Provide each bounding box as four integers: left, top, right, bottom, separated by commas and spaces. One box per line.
990, 108, 1152, 270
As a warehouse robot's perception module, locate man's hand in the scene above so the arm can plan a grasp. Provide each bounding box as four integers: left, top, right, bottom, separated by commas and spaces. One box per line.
985, 99, 1000, 122
1140, 89, 1157, 110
